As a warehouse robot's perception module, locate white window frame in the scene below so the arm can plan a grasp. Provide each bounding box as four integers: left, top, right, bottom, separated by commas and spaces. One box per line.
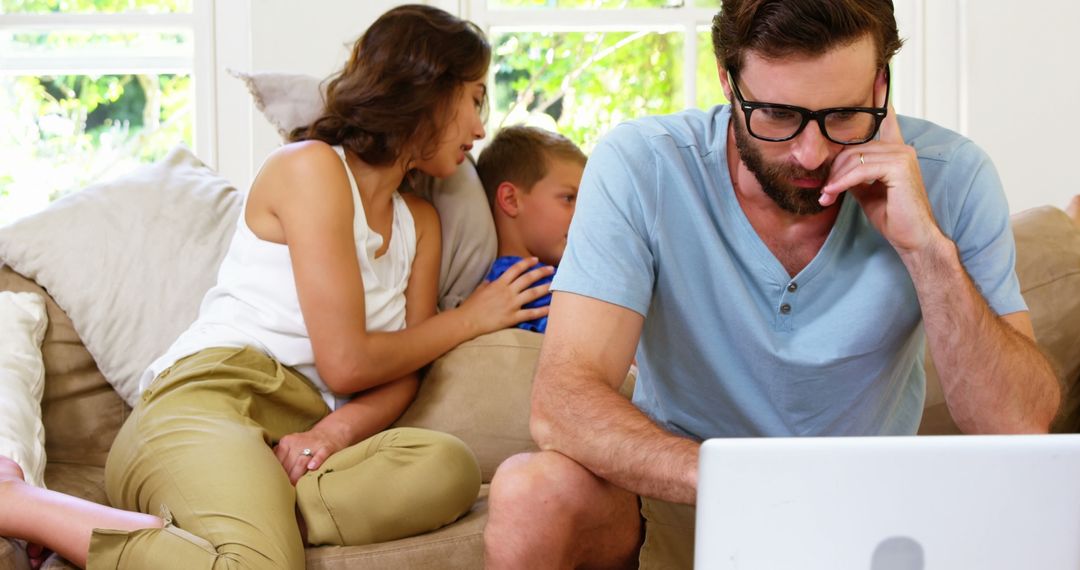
0, 0, 219, 168
459, 0, 963, 134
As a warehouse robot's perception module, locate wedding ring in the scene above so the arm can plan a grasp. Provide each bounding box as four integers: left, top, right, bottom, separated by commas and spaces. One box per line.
859, 153, 865, 166
301, 448, 313, 457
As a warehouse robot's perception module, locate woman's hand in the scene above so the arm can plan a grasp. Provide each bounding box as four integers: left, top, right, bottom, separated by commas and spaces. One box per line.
458, 257, 554, 335
273, 428, 348, 485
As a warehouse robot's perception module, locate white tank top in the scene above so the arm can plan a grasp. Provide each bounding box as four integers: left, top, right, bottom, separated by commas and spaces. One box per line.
142, 145, 416, 410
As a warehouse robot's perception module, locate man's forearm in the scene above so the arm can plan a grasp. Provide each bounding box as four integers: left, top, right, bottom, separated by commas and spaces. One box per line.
530, 362, 699, 505
903, 235, 1059, 433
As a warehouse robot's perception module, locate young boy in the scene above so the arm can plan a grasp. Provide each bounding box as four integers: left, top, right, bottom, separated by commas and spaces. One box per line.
476, 125, 586, 333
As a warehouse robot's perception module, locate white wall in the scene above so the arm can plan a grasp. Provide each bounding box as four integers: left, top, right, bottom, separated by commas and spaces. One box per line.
963, 0, 1079, 213
212, 0, 421, 189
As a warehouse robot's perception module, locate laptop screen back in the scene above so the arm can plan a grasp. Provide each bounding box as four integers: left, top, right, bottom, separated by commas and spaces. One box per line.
695, 435, 1080, 570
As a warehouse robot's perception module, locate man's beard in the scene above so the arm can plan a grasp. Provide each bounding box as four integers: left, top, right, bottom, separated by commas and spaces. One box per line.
731, 111, 833, 216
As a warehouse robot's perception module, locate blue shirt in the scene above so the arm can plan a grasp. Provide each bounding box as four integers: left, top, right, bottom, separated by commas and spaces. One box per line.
486, 255, 555, 333
552, 106, 1025, 439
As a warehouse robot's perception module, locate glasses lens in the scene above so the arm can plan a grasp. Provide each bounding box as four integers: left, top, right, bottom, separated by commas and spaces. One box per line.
823, 110, 878, 144
747, 107, 804, 140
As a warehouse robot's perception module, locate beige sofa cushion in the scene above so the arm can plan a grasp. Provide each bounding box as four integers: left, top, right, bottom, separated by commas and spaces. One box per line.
920, 206, 1080, 434
0, 267, 127, 469
1014, 207, 1080, 431
0, 291, 48, 488
395, 329, 544, 482
395, 328, 637, 483
0, 147, 241, 408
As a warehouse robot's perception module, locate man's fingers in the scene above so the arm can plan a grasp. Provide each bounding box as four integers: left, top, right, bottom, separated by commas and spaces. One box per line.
823, 160, 890, 200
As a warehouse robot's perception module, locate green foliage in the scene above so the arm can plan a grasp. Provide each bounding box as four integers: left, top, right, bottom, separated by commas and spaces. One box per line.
0, 0, 194, 224
4, 72, 192, 199
696, 29, 727, 108
493, 30, 685, 152
0, 0, 190, 13
489, 2, 727, 151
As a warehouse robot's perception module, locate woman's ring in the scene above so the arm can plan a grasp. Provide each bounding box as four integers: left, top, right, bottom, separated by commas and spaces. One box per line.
859, 153, 865, 166
301, 448, 313, 457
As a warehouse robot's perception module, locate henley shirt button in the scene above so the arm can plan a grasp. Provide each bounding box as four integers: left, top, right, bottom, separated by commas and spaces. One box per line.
780, 303, 792, 314
787, 282, 798, 293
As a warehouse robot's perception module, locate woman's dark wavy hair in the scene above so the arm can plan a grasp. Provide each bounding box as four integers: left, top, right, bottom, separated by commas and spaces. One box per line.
712, 0, 903, 74
290, 5, 490, 167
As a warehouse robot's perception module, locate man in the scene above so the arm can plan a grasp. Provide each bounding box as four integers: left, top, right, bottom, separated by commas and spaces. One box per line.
483, 1, 1061, 568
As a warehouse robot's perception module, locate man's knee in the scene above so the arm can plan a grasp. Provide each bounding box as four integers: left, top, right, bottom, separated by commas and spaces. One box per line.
488, 451, 601, 523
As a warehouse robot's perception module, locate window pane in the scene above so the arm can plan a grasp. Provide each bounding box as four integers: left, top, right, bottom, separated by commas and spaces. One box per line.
491, 30, 684, 152
1, 29, 192, 60
696, 27, 727, 109
0, 73, 193, 225
0, 0, 192, 14
488, 0, 682, 8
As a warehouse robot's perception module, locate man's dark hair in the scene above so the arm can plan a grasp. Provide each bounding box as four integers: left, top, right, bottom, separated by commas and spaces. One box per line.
477, 125, 586, 206
712, 0, 903, 74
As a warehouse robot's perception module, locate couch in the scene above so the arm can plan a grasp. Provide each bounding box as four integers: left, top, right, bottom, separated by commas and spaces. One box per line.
1, 181, 1078, 569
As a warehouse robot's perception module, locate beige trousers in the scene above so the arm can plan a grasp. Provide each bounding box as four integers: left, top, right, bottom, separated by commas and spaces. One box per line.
639, 497, 696, 570
88, 347, 480, 569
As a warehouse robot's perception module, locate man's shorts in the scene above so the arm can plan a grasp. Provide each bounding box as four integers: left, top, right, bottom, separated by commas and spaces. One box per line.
639, 497, 696, 569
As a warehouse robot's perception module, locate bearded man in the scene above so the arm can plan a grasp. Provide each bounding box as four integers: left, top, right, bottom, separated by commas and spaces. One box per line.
483, 1, 1060, 568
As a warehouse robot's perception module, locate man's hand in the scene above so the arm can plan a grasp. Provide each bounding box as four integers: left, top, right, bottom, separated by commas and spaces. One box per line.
819, 103, 945, 257
274, 427, 348, 485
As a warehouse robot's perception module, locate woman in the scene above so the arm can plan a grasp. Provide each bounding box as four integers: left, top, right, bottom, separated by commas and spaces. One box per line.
0, 5, 550, 568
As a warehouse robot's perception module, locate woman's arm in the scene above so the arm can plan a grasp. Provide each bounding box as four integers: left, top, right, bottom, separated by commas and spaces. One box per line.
274, 375, 419, 484
251, 142, 551, 395
273, 194, 444, 483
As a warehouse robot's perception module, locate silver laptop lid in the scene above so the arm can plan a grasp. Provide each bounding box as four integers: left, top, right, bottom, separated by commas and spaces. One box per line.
695, 435, 1080, 570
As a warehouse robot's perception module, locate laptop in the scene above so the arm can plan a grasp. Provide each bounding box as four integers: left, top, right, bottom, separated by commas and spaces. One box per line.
695, 435, 1080, 569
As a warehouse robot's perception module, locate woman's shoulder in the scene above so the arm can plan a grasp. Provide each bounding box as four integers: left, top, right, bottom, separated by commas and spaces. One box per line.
254, 141, 349, 199
261, 140, 343, 178
400, 192, 440, 238
250, 141, 352, 228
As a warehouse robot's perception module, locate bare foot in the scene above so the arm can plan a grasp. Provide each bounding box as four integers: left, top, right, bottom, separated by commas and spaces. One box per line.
0, 457, 28, 540
0, 456, 26, 486
1066, 195, 1080, 228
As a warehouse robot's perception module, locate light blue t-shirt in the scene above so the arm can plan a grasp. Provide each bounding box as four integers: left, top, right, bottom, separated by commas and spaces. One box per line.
552, 106, 1026, 440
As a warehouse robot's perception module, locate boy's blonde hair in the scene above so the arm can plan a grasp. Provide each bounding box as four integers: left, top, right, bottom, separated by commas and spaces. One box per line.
476, 125, 587, 205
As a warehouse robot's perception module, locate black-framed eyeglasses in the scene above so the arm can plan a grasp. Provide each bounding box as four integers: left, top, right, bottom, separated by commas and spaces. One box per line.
729, 66, 890, 145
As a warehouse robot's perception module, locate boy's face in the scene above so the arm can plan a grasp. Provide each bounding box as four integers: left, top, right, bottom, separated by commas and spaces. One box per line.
517, 156, 584, 267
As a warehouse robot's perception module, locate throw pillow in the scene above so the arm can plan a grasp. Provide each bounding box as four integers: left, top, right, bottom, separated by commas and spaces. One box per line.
231, 69, 497, 310
395, 329, 544, 482
0, 146, 242, 407
394, 328, 637, 482
0, 291, 48, 488
228, 70, 325, 139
